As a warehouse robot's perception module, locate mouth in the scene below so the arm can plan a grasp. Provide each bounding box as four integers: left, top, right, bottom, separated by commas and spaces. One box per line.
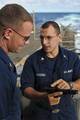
43, 46, 50, 50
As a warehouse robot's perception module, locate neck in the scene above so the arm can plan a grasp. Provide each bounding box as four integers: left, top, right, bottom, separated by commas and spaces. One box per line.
0, 37, 8, 54
46, 47, 59, 58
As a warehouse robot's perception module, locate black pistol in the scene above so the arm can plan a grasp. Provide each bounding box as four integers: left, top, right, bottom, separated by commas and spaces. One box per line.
42, 87, 78, 96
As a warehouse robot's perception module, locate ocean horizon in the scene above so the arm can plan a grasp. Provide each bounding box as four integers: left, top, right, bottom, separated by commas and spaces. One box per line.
33, 12, 80, 31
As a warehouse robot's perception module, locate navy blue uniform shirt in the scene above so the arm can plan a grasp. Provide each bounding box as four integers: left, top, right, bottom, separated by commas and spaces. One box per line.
0, 48, 21, 120
21, 47, 80, 120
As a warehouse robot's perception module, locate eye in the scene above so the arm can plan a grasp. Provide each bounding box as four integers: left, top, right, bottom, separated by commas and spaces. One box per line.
47, 36, 52, 40
40, 35, 44, 40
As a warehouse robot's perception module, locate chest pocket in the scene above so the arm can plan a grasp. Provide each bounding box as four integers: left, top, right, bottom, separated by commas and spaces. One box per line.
35, 72, 51, 90
62, 69, 73, 82
52, 57, 73, 82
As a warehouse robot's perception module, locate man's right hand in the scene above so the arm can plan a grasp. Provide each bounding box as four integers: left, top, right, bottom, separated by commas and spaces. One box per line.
48, 92, 63, 105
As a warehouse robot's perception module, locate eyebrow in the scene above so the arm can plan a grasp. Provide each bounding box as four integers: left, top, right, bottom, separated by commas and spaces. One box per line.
40, 35, 56, 39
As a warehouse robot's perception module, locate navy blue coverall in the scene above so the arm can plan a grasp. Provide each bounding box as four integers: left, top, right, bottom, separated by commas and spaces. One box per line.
21, 47, 80, 120
0, 48, 21, 120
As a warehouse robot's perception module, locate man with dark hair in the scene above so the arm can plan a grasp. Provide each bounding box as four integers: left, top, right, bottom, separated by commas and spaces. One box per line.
21, 21, 80, 120
0, 3, 33, 120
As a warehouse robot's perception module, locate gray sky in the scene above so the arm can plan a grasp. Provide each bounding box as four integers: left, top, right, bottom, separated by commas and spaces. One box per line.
0, 0, 80, 12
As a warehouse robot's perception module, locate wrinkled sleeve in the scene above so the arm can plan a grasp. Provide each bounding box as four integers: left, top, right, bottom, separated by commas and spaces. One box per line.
21, 57, 35, 91
72, 55, 80, 81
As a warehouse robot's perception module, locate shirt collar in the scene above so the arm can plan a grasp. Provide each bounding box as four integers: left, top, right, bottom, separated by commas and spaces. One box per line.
40, 46, 68, 61
59, 47, 68, 61
0, 48, 15, 71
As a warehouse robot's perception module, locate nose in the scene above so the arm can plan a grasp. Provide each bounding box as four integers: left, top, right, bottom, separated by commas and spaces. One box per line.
42, 38, 48, 45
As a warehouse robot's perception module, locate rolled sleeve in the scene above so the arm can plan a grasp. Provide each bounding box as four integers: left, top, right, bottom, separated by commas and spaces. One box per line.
21, 58, 35, 91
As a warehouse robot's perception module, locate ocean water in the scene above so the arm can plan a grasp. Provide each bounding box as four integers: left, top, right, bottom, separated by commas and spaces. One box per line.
34, 12, 80, 31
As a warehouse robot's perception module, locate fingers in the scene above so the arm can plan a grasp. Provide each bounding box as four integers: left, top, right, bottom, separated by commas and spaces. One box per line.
53, 92, 63, 97
49, 92, 63, 97
51, 79, 70, 89
51, 79, 62, 87
48, 95, 61, 105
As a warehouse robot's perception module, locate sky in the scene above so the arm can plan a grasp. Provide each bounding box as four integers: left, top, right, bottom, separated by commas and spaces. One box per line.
0, 0, 80, 13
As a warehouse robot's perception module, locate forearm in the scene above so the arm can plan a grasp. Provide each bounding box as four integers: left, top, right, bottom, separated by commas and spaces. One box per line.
23, 87, 48, 101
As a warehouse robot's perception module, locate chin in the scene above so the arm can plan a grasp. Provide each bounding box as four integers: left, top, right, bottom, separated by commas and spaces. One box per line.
16, 47, 23, 53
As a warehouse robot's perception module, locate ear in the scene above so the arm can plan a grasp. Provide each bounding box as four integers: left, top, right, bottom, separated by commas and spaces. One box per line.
58, 34, 62, 43
3, 28, 13, 40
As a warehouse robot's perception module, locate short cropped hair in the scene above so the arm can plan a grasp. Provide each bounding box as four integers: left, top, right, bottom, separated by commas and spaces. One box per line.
0, 4, 33, 30
41, 21, 60, 34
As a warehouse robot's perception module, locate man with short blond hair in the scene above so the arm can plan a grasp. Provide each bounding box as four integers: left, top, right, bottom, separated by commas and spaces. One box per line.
0, 3, 33, 120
